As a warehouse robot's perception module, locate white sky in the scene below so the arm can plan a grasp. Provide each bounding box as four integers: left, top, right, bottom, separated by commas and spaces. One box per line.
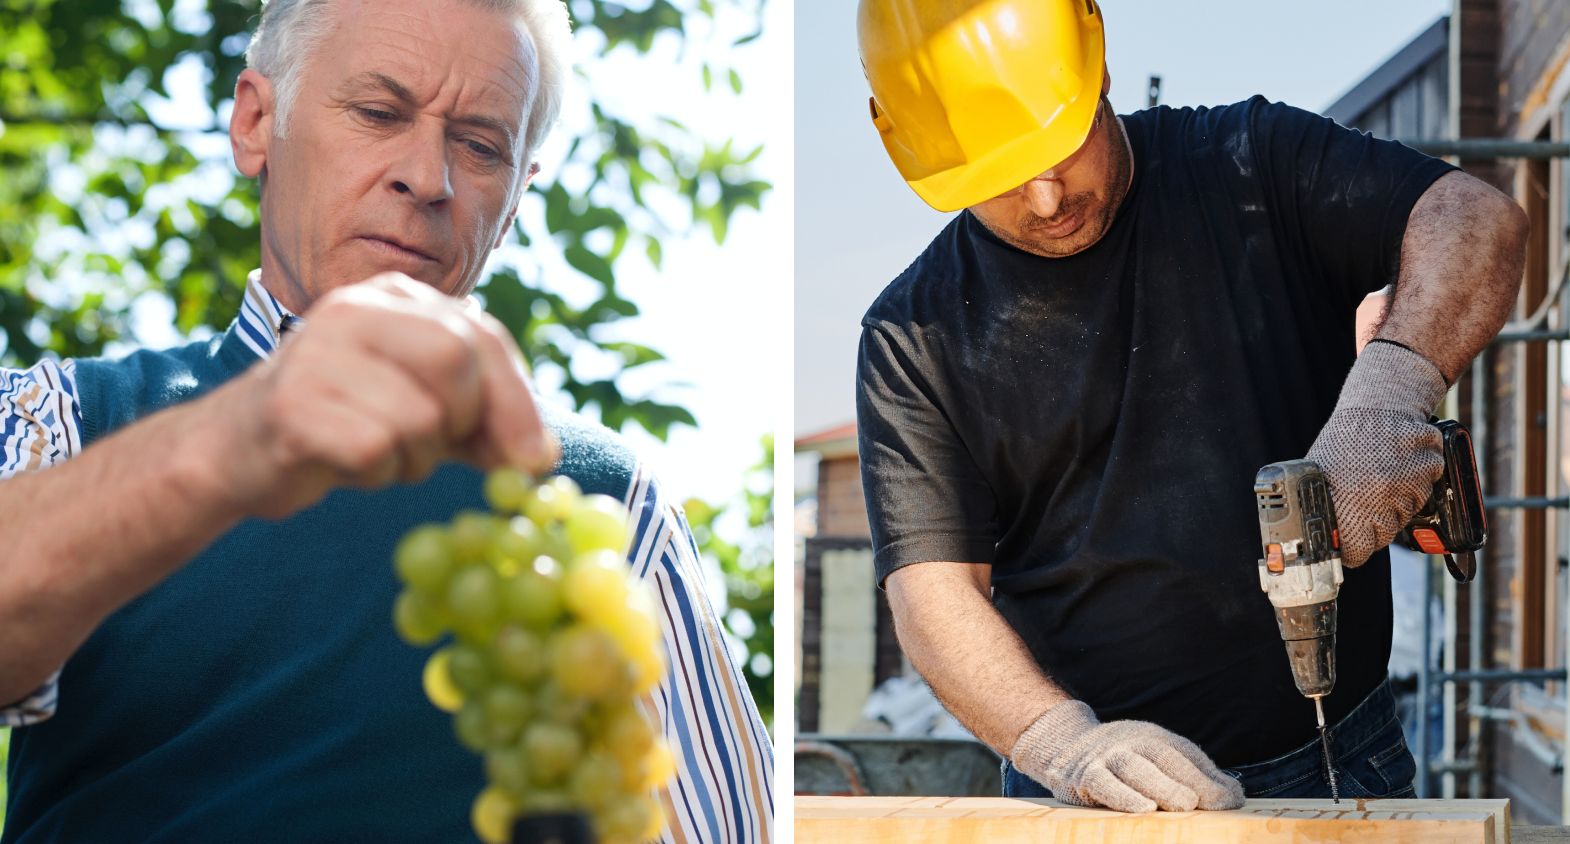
794, 0, 1451, 437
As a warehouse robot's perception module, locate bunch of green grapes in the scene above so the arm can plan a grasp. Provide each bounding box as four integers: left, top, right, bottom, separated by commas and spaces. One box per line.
391, 470, 674, 844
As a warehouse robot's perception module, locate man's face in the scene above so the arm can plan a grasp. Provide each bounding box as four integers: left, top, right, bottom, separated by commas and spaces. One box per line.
236, 0, 539, 308
968, 98, 1132, 258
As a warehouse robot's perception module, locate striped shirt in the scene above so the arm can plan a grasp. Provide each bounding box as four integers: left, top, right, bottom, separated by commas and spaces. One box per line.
0, 271, 773, 842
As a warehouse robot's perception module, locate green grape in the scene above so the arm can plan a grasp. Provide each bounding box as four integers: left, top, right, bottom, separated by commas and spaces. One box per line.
626, 738, 677, 792
520, 789, 575, 815
564, 495, 631, 555
599, 795, 658, 842
393, 590, 446, 646
539, 528, 575, 563
485, 746, 531, 799
523, 476, 581, 526
422, 648, 465, 713
484, 683, 534, 738
524, 721, 584, 785
484, 468, 534, 513
494, 625, 547, 684
534, 679, 591, 725
494, 517, 544, 566
454, 701, 489, 753
568, 750, 622, 810
603, 704, 656, 766
450, 511, 498, 563
563, 551, 631, 624
471, 785, 518, 844
502, 560, 565, 631
448, 565, 502, 641
393, 525, 454, 595
549, 624, 621, 700
445, 644, 493, 696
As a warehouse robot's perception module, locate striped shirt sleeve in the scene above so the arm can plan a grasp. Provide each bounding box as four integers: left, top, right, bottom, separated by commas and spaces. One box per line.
625, 466, 774, 844
0, 358, 83, 726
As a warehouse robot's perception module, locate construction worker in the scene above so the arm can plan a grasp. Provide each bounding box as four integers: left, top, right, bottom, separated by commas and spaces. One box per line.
854, 0, 1527, 811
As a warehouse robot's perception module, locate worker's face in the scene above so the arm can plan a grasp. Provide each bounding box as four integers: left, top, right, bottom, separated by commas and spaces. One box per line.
969, 97, 1133, 258
229, 0, 540, 311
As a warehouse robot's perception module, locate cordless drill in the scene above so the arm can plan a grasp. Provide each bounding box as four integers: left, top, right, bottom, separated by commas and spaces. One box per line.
1253, 419, 1486, 801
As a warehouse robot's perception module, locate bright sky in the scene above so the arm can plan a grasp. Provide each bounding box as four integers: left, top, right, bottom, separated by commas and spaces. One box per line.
125, 0, 789, 512
794, 0, 1451, 438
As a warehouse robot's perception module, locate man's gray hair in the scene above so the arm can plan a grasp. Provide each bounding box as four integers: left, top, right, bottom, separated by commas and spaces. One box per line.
244, 0, 571, 161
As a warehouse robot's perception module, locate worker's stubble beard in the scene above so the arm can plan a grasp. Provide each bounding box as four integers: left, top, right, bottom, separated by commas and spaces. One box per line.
987, 99, 1135, 259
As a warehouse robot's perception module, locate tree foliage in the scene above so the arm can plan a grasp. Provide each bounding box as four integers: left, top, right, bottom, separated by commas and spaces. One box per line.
685, 435, 774, 728
0, 0, 770, 441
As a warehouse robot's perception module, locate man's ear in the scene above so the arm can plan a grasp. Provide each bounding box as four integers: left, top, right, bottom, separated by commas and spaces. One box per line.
1101, 62, 1111, 96
493, 162, 541, 249
231, 69, 276, 179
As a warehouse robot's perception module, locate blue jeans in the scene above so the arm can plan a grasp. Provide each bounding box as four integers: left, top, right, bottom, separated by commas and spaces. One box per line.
1003, 680, 1417, 800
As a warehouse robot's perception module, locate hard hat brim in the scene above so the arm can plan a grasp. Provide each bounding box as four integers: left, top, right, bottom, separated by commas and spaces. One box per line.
896, 21, 1107, 213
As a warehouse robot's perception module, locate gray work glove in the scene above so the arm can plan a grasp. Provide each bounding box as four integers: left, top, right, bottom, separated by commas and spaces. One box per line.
1306, 341, 1448, 568
1011, 701, 1246, 813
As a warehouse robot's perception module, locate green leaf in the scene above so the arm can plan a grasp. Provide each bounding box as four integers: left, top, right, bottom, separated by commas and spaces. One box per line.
563, 244, 616, 288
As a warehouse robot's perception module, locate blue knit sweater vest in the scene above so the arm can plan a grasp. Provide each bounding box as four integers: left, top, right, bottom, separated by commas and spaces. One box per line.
4, 323, 636, 843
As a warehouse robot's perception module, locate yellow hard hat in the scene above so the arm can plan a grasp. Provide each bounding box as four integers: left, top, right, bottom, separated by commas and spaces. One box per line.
858, 0, 1106, 212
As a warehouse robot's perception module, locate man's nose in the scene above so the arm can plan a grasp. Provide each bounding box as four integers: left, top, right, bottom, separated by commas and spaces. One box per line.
388, 124, 454, 207
1021, 178, 1065, 219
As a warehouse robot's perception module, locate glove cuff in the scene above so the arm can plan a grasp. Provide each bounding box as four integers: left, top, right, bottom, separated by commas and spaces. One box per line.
1011, 700, 1100, 768
1338, 340, 1449, 416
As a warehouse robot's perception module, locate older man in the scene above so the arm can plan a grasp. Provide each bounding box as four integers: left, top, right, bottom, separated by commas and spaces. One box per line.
0, 0, 771, 841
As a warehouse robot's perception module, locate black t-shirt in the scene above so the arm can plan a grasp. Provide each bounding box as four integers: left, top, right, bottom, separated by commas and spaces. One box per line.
855, 97, 1455, 767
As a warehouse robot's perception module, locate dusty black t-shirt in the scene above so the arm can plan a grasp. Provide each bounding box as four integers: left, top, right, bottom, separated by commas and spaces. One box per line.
856, 97, 1456, 766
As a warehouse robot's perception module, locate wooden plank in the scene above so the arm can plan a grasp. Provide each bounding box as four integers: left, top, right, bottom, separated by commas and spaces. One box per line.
795, 796, 1510, 844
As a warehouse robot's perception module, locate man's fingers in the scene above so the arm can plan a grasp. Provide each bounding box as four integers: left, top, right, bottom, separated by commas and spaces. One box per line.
468, 312, 557, 473
1081, 761, 1158, 813
350, 305, 485, 444
1107, 751, 1198, 812
319, 353, 451, 484
1146, 743, 1241, 810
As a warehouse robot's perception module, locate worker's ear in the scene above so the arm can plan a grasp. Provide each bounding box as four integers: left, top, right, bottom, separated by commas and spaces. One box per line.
1101, 63, 1111, 96
231, 69, 276, 179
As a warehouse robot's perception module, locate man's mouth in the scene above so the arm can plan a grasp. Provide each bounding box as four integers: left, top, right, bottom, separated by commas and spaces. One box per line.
358, 236, 438, 263
1030, 212, 1083, 239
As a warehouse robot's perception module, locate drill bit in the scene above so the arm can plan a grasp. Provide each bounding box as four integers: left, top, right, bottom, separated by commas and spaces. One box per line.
1314, 696, 1340, 803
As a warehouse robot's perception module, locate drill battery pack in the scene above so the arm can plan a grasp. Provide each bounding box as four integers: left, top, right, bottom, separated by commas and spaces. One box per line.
1395, 419, 1487, 582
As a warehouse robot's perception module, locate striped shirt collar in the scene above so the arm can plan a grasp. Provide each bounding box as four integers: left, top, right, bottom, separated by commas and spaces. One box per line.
235, 270, 302, 360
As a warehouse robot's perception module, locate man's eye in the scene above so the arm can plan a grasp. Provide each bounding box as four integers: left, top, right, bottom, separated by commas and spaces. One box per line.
355, 107, 398, 123
465, 140, 500, 159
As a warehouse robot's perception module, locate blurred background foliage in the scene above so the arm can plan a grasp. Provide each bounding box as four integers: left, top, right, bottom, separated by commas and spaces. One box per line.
0, 0, 775, 816
686, 434, 774, 726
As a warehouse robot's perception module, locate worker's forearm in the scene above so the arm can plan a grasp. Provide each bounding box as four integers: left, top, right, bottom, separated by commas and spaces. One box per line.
1379, 170, 1529, 382
885, 562, 1071, 756
0, 383, 249, 706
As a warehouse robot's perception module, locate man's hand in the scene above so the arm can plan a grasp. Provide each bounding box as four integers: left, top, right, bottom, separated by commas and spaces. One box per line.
216, 272, 558, 520
1306, 341, 1448, 568
1011, 700, 1245, 813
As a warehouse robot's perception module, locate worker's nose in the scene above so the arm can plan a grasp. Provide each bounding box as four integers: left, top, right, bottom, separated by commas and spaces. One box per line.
1021, 178, 1065, 219
387, 125, 453, 208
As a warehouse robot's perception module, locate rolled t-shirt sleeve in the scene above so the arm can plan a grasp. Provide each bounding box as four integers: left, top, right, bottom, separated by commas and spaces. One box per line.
1251, 98, 1457, 304
856, 322, 997, 583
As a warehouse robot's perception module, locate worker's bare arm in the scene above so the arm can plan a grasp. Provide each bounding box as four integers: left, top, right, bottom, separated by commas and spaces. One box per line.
1380, 170, 1529, 381
0, 273, 556, 707
884, 560, 1070, 754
